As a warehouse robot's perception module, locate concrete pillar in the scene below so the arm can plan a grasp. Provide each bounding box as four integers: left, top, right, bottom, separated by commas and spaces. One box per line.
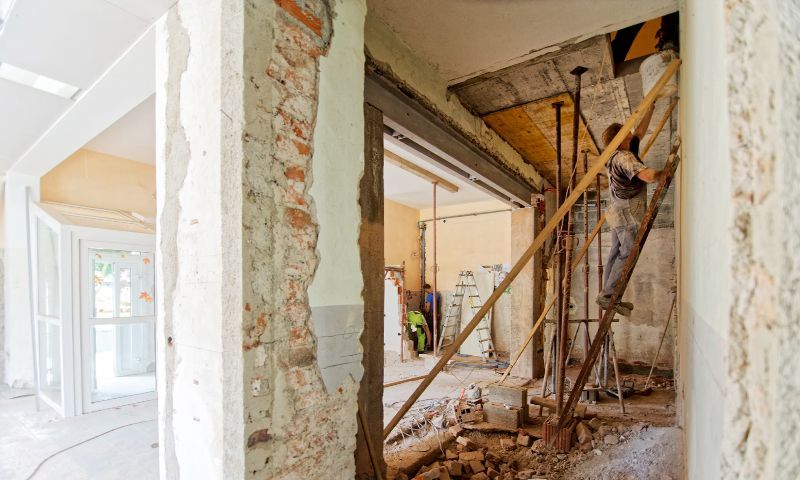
2, 172, 39, 388
156, 1, 367, 478
509, 198, 545, 379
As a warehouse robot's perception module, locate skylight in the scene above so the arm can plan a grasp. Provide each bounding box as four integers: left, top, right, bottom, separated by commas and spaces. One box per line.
0, 62, 80, 100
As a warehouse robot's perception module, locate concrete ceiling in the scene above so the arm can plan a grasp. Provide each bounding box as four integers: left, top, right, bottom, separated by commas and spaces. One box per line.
0, 0, 173, 172
367, 0, 678, 85
384, 135, 496, 209
85, 95, 155, 165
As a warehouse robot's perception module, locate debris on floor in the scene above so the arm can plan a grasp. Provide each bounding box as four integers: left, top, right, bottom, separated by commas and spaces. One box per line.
384, 363, 681, 480
391, 419, 680, 480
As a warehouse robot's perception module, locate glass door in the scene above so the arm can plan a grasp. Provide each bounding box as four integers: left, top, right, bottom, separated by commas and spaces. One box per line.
81, 242, 156, 411
29, 204, 74, 415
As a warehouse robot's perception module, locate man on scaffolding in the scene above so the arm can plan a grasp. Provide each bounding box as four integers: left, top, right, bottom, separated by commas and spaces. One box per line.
596, 103, 668, 315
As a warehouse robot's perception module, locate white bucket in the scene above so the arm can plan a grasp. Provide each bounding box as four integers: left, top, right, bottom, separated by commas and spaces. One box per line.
640, 49, 679, 98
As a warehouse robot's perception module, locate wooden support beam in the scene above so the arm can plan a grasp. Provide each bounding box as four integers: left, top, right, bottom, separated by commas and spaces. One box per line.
384, 149, 459, 193
383, 375, 427, 388
382, 58, 681, 440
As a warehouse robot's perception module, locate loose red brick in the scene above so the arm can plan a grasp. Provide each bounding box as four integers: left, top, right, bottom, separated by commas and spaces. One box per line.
274, 0, 322, 37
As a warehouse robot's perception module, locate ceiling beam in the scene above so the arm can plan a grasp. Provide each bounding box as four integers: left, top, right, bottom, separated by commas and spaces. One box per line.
365, 70, 535, 207
384, 150, 459, 193
9, 25, 155, 176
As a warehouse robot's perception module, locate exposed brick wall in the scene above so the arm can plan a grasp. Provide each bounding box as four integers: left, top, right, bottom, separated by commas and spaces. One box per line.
239, 1, 365, 478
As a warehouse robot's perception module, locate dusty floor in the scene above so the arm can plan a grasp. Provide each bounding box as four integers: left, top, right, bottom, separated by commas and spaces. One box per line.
383, 354, 682, 480
0, 386, 157, 480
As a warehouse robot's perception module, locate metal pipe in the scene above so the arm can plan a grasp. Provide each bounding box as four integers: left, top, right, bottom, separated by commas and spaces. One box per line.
596, 162, 606, 386
557, 66, 587, 416
551, 101, 564, 415
419, 208, 511, 223
432, 182, 438, 356
419, 222, 427, 311
582, 151, 591, 371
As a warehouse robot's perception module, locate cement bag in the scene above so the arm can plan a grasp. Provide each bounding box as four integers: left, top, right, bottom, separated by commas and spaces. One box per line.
640, 49, 679, 98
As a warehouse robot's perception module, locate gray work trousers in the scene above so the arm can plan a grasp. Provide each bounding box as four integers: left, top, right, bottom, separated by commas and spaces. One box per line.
601, 192, 646, 298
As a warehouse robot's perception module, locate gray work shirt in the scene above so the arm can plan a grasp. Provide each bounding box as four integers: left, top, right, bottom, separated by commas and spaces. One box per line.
606, 150, 646, 202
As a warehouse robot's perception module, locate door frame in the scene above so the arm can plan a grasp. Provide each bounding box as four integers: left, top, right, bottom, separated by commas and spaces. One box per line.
78, 235, 156, 413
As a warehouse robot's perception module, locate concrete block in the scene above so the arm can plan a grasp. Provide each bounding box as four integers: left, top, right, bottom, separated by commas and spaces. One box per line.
484, 403, 523, 428
445, 449, 459, 460
470, 473, 489, 480
488, 385, 527, 408
516, 433, 532, 447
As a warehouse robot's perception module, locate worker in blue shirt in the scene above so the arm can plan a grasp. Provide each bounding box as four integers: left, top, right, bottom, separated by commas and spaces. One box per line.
423, 283, 441, 351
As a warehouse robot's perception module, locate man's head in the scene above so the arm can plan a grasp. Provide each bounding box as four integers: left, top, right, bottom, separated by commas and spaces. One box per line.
603, 123, 634, 151
423, 283, 432, 293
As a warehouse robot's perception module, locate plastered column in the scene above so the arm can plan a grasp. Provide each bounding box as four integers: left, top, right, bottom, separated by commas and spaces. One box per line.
156, 1, 366, 478
510, 200, 545, 379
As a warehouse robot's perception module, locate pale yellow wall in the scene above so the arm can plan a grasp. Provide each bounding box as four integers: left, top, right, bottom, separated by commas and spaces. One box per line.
384, 199, 421, 292
419, 199, 511, 291
40, 149, 156, 217
419, 199, 513, 355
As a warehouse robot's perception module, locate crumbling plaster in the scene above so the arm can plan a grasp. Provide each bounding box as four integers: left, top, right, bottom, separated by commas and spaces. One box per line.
364, 12, 547, 193
157, 1, 368, 478
722, 0, 800, 478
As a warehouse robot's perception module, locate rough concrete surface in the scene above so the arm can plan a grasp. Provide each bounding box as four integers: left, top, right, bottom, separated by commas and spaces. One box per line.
723, 1, 800, 479
157, 0, 370, 478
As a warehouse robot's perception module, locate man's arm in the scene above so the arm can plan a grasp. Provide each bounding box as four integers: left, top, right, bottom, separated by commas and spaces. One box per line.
636, 168, 666, 183
633, 103, 656, 140
422, 321, 432, 346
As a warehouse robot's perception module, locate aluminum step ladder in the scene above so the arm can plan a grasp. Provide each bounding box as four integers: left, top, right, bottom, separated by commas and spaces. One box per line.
437, 271, 496, 360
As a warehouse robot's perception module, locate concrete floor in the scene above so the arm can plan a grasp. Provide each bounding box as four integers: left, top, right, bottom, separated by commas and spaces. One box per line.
0, 386, 158, 480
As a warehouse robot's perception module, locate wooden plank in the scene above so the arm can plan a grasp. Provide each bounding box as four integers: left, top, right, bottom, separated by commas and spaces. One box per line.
384, 150, 459, 193
482, 93, 605, 190
383, 375, 426, 388
382, 58, 681, 439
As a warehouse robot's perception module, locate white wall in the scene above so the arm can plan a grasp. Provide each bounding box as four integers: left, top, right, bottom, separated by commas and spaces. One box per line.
679, 1, 731, 478
2, 173, 39, 387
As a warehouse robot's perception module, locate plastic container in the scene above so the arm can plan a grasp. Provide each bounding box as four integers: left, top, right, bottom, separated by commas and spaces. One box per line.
640, 49, 679, 98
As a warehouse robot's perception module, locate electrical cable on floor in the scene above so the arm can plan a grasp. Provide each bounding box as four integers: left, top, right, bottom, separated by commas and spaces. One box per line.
25, 419, 156, 480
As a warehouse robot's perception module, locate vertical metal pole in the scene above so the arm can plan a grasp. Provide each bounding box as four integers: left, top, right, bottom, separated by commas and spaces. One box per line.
596, 174, 607, 386
432, 182, 438, 357
582, 151, 591, 368
419, 222, 426, 312
557, 66, 587, 417
551, 101, 564, 415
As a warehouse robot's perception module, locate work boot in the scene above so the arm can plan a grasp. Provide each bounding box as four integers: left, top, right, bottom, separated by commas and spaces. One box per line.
596, 295, 632, 316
